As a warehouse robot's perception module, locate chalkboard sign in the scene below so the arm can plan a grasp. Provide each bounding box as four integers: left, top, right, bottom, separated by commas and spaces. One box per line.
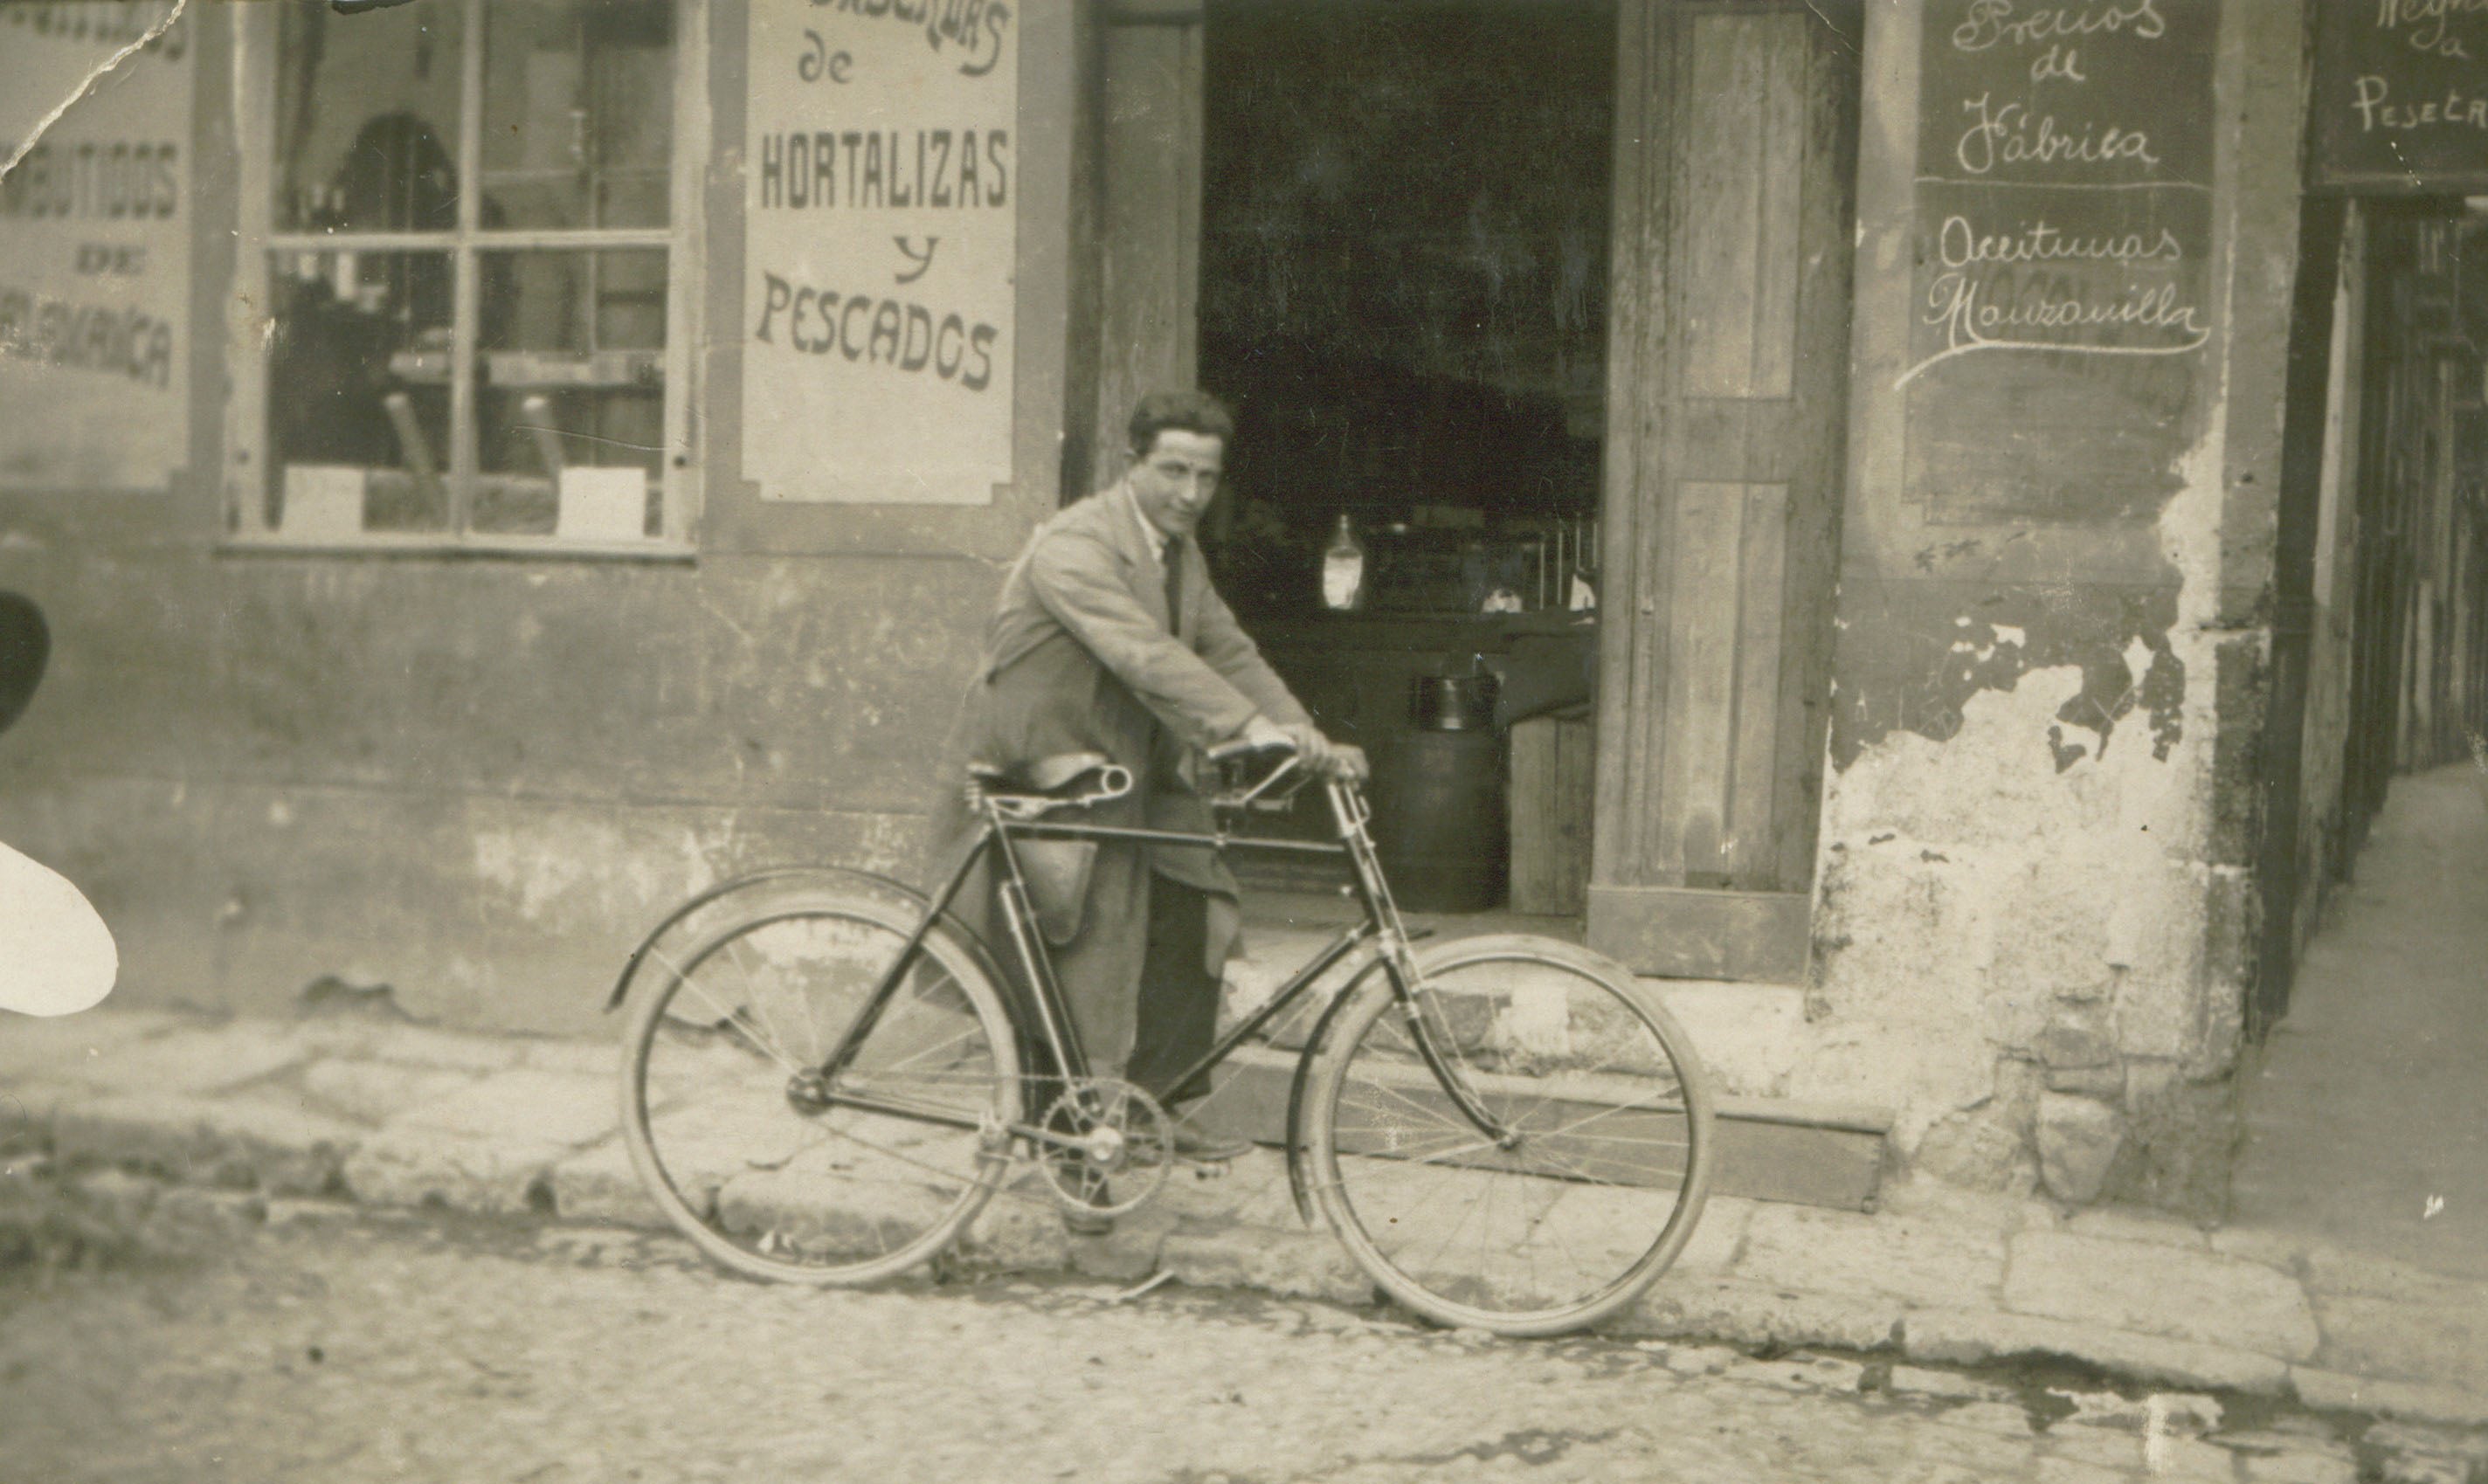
2311, 3, 2488, 193
1904, 1, 2220, 523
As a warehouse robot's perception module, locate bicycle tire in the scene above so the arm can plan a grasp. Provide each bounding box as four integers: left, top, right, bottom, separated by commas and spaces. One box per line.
619, 888, 1021, 1285
1304, 933, 1716, 1336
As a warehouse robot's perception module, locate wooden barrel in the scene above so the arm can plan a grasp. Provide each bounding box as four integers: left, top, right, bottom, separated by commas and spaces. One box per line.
1372, 727, 1509, 913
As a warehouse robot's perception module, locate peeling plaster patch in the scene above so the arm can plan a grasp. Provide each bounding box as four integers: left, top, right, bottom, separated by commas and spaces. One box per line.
1800, 651, 2224, 1151
2047, 724, 2090, 773
1796, 832, 2005, 1128
1830, 583, 2182, 770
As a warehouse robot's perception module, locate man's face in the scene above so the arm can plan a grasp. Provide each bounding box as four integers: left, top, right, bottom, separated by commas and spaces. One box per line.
1128, 430, 1224, 540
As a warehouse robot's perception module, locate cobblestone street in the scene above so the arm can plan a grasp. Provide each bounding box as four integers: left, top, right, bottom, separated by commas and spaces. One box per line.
3, 1209, 2468, 1484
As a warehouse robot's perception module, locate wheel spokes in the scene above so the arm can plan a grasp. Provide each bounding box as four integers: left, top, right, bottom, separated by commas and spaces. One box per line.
628, 902, 1019, 1282
1321, 955, 1710, 1327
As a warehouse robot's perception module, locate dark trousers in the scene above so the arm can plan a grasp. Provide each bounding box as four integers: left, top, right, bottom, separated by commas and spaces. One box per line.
1125, 872, 1218, 1107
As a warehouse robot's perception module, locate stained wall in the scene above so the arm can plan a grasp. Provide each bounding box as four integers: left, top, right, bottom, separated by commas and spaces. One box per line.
1791, 0, 2306, 1213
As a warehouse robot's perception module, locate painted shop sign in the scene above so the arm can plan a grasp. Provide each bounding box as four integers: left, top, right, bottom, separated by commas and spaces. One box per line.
743, 0, 1018, 505
2310, 1, 2488, 192
1904, 0, 2217, 523
0, 3, 193, 493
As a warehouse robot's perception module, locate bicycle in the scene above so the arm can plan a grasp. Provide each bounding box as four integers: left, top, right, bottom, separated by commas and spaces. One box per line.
606, 742, 1715, 1336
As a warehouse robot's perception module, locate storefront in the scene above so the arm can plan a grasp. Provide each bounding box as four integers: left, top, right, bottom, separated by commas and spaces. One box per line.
0, 0, 2362, 1213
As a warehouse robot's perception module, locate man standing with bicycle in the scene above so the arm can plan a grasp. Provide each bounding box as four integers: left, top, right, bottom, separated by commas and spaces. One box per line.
933, 390, 1365, 1222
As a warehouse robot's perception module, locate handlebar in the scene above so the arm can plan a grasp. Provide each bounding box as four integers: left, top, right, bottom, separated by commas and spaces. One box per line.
1205, 736, 1305, 814
1204, 735, 1299, 767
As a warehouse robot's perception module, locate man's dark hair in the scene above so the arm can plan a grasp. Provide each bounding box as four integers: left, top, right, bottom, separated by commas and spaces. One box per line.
1127, 390, 1235, 457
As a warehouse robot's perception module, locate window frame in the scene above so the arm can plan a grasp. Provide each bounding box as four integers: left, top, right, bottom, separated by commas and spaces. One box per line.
222, 0, 708, 558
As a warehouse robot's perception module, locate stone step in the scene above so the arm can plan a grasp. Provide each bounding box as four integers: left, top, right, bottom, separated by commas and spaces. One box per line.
1218, 922, 1883, 1211
1223, 926, 1818, 1098
1206, 1045, 1887, 1213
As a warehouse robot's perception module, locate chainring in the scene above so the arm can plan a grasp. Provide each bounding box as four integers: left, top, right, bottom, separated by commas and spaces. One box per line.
1035, 1078, 1173, 1218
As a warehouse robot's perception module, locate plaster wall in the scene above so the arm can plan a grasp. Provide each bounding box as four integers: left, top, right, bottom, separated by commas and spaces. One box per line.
0, 542, 998, 1033
0, 1, 1083, 1036
1795, 0, 2305, 1213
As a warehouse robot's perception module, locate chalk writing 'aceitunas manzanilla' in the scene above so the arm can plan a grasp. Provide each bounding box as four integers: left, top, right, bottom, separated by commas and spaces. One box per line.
1939, 215, 2184, 269
1898, 272, 2208, 387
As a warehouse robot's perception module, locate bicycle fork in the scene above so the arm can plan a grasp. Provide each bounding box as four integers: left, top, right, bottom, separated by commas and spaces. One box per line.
1282, 782, 1520, 1224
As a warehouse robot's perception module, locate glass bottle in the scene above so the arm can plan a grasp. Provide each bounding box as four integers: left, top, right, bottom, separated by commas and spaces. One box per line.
1321, 512, 1367, 612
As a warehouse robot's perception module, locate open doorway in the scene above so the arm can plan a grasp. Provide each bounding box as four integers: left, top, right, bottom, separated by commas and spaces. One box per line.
2236, 197, 2488, 1280
1085, 1, 1857, 976
1191, 0, 1615, 921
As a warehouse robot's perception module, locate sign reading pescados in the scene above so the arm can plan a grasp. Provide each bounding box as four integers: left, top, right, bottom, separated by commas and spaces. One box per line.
1905, 0, 2218, 523
743, 2, 1017, 505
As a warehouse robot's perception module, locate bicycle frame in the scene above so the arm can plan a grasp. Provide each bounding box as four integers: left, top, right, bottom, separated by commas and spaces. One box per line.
809, 770, 1510, 1149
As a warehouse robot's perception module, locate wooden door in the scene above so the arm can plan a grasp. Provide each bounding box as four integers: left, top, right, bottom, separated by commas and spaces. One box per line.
1588, 1, 1857, 982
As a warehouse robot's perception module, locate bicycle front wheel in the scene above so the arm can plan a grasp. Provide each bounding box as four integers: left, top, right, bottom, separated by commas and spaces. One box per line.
619, 891, 1020, 1285
1305, 935, 1715, 1336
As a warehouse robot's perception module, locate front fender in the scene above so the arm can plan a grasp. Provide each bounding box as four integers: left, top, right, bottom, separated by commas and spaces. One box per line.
1281, 946, 1409, 1225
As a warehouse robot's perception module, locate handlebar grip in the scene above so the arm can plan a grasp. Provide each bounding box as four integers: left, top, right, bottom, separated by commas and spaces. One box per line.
1205, 735, 1299, 766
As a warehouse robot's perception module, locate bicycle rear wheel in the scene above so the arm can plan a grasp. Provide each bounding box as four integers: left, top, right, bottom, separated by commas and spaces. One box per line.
1304, 934, 1715, 1336
619, 891, 1020, 1285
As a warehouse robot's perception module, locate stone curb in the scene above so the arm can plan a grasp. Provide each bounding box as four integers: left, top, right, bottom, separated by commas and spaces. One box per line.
1901, 1306, 2293, 1396
8, 1009, 2488, 1431
2289, 1370, 2488, 1431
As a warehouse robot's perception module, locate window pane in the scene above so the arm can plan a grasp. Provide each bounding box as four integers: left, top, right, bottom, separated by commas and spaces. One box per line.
274, 3, 467, 233
481, 0, 674, 231
473, 250, 666, 538
266, 251, 454, 536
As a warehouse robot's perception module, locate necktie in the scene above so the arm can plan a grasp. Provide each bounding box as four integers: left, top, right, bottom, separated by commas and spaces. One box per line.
1162, 536, 1184, 633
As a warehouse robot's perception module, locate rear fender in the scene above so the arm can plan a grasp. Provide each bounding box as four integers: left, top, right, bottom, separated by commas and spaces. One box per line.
603, 865, 1017, 1024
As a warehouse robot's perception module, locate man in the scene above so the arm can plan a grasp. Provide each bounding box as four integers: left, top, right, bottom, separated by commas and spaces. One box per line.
932, 390, 1362, 1226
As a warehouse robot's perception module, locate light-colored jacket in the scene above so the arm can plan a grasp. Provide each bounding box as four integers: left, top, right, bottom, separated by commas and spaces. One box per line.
928, 479, 1313, 978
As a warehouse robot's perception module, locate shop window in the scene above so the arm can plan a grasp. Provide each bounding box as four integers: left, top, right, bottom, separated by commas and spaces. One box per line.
232, 0, 693, 552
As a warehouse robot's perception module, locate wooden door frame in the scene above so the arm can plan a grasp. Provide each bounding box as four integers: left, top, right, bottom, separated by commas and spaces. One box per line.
1079, 0, 1206, 504
2250, 194, 2349, 1041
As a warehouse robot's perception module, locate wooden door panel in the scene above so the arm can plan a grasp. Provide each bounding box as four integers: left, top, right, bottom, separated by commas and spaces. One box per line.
1648, 480, 1792, 887
1730, 480, 1792, 883
1590, 0, 1855, 982
1659, 481, 1752, 875
1679, 11, 1807, 403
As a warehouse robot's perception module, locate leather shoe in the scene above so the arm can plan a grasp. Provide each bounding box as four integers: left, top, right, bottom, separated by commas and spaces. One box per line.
1162, 1108, 1254, 1163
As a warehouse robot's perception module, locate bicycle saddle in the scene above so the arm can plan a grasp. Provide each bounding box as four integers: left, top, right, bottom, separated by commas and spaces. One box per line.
966, 751, 1130, 802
